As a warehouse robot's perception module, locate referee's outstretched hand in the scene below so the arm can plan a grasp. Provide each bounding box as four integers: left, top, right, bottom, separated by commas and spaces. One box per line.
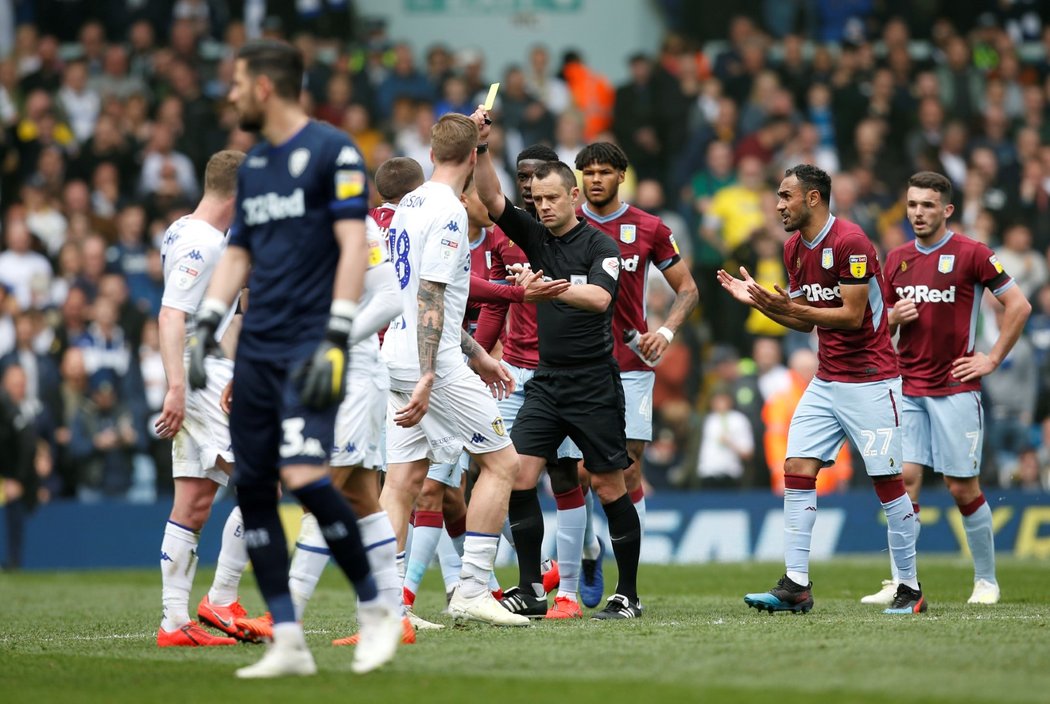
517, 268, 571, 303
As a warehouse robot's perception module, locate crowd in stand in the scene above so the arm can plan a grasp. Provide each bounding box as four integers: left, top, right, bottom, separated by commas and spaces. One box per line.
1, 3, 1050, 512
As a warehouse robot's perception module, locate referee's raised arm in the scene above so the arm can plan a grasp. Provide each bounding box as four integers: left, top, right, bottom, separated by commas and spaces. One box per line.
469, 105, 507, 222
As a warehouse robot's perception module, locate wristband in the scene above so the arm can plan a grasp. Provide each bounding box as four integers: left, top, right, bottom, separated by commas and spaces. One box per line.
476, 142, 489, 155
331, 299, 360, 320
656, 326, 674, 344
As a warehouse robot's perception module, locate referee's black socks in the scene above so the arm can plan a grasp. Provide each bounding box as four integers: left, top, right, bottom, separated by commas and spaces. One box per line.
509, 487, 545, 594
602, 493, 641, 601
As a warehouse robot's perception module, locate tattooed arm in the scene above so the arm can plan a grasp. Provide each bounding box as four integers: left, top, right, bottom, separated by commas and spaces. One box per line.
461, 328, 515, 400
394, 278, 446, 428
417, 278, 447, 376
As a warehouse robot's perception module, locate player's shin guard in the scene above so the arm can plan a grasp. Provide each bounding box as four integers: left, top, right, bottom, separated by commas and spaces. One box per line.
459, 532, 500, 597
783, 474, 817, 587
237, 483, 295, 623
357, 511, 401, 611
209, 506, 248, 607
289, 513, 330, 620
601, 493, 640, 601
889, 503, 920, 582
582, 487, 600, 559
960, 494, 996, 583
437, 530, 463, 593
876, 478, 918, 589
404, 511, 443, 599
291, 477, 378, 604
508, 488, 544, 594
554, 486, 586, 599
161, 520, 200, 631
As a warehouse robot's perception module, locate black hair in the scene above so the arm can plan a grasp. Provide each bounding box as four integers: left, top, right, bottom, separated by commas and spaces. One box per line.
237, 40, 304, 101
516, 144, 558, 164
784, 163, 831, 204
575, 142, 628, 172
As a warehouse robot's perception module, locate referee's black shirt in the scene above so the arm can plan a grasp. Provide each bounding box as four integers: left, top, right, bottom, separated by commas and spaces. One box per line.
494, 195, 621, 368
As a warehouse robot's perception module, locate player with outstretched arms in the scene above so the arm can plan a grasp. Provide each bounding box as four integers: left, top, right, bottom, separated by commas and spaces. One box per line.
188, 39, 401, 677
718, 164, 924, 615
860, 171, 1030, 606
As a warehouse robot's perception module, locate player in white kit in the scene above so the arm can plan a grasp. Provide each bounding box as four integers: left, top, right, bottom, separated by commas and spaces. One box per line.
155, 150, 268, 646
379, 113, 526, 626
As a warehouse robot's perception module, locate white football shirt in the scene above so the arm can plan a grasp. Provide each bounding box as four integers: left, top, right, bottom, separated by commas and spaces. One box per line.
159, 216, 235, 346
381, 181, 470, 384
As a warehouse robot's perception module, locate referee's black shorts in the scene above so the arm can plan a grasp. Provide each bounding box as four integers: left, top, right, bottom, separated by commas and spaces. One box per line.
510, 360, 629, 473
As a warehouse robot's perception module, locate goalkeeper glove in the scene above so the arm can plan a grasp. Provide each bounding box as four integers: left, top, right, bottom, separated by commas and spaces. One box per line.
188, 299, 226, 390
299, 300, 357, 409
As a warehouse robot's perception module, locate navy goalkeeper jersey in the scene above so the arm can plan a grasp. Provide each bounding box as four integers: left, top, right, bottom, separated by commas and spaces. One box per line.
229, 120, 368, 362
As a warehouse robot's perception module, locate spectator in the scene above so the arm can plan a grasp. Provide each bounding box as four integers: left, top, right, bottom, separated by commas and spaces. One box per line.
0, 311, 61, 415
375, 42, 433, 120
752, 336, 791, 402
994, 224, 1048, 300
762, 348, 853, 495
138, 122, 199, 202
560, 50, 614, 141
21, 176, 67, 257
68, 369, 139, 502
981, 303, 1038, 485
1, 363, 52, 569
56, 59, 99, 144
0, 215, 52, 311
696, 387, 754, 488
524, 44, 571, 115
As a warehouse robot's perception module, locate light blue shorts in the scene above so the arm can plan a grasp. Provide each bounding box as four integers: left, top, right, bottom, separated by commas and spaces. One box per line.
786, 376, 904, 477
621, 370, 655, 442
902, 392, 983, 477
426, 451, 469, 489
501, 362, 582, 460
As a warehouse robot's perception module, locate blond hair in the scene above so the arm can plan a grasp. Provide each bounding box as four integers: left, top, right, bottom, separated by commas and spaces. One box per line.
203, 150, 246, 198
431, 113, 479, 165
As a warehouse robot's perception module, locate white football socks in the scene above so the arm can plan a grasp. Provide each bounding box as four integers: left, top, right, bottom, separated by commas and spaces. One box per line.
208, 506, 248, 607
288, 513, 330, 620
160, 520, 199, 632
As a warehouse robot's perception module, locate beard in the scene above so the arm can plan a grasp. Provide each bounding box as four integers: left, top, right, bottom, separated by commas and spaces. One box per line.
237, 105, 264, 133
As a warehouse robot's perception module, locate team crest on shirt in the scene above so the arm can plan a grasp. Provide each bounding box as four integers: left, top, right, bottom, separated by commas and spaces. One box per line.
795, 256, 801, 271
485, 251, 492, 269
937, 254, 955, 274
849, 254, 867, 278
491, 417, 506, 437
821, 247, 834, 269
619, 224, 636, 243
288, 148, 310, 177
900, 260, 907, 272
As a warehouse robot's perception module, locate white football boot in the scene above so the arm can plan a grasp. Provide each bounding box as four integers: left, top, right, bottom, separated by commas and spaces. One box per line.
860, 579, 898, 605
447, 586, 530, 626
236, 625, 316, 679
351, 603, 402, 674
967, 579, 1001, 605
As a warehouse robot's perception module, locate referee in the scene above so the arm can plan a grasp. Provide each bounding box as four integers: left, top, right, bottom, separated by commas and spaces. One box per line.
470, 107, 642, 619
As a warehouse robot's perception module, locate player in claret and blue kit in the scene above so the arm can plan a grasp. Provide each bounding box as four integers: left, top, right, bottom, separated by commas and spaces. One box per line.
188, 39, 401, 678
860, 171, 1030, 606
718, 164, 924, 615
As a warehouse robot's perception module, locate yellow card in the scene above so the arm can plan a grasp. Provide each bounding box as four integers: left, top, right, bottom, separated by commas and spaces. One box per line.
483, 82, 500, 110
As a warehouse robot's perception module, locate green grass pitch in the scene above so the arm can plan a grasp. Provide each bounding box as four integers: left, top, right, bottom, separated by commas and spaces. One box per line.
2, 558, 1048, 704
